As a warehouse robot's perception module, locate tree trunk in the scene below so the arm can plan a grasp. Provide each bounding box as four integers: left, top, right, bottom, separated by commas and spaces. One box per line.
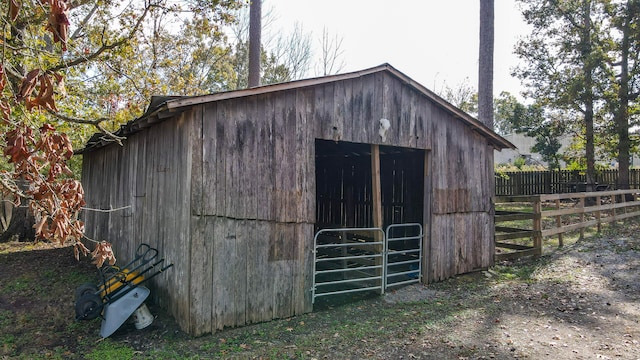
581, 0, 597, 192
616, 1, 633, 191
478, 0, 494, 129
0, 203, 35, 243
248, 0, 262, 88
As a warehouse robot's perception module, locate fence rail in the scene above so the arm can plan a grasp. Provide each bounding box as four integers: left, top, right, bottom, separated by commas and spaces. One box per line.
495, 189, 640, 260
495, 169, 640, 196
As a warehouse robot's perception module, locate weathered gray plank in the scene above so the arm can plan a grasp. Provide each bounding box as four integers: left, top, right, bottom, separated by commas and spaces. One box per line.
321, 83, 335, 141
332, 79, 349, 141
273, 94, 287, 222
234, 219, 248, 326
224, 101, 240, 218
296, 88, 314, 223
214, 103, 228, 216
244, 97, 258, 220
350, 77, 365, 144
384, 72, 401, 145
256, 94, 275, 221
372, 72, 384, 143
361, 73, 375, 144
213, 217, 235, 330
174, 111, 194, 331
297, 223, 314, 314
202, 102, 218, 216
189, 215, 212, 335
271, 223, 294, 319
245, 220, 271, 324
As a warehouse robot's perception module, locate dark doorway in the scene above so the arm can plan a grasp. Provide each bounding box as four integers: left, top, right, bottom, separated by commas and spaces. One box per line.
314, 139, 425, 230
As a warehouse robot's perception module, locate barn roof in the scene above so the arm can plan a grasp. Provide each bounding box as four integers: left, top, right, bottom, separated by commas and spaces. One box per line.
81, 63, 514, 153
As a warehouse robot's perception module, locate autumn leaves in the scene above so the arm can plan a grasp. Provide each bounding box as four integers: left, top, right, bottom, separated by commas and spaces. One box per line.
2, 1, 113, 265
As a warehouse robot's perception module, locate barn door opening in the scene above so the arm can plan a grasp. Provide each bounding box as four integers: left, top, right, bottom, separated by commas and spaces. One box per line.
315, 140, 425, 229
313, 140, 426, 303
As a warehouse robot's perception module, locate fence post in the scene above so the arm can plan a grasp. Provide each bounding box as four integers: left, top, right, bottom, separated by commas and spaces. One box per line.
533, 197, 542, 256
579, 197, 585, 240
555, 199, 563, 247
596, 195, 601, 233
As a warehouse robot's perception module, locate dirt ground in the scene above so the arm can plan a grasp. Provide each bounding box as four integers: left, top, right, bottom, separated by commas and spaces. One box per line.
383, 232, 640, 359
0, 221, 639, 359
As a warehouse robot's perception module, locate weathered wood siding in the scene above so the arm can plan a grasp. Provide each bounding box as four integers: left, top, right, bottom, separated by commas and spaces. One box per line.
82, 68, 497, 335
82, 111, 195, 331
188, 90, 315, 334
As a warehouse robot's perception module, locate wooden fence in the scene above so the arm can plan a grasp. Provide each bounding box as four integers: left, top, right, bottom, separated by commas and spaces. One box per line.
495, 189, 640, 260
495, 169, 640, 196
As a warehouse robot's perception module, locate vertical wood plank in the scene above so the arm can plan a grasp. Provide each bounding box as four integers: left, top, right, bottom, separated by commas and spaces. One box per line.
361, 73, 375, 143
214, 102, 227, 216
256, 94, 275, 221
245, 97, 258, 220
533, 199, 542, 256
296, 88, 314, 223
555, 199, 563, 245
350, 77, 365, 143
189, 215, 212, 335
213, 217, 235, 330
202, 102, 218, 216
174, 113, 193, 331
224, 101, 240, 218
272, 224, 294, 319
234, 219, 248, 326
298, 223, 314, 314
246, 220, 271, 323
190, 105, 203, 217
332, 80, 346, 141
274, 94, 287, 222
385, 73, 401, 145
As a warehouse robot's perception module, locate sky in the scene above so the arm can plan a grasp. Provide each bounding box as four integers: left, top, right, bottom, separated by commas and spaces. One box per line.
267, 1, 532, 98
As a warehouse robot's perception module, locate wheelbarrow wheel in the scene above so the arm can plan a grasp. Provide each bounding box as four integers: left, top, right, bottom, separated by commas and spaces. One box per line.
75, 283, 99, 300
75, 293, 103, 321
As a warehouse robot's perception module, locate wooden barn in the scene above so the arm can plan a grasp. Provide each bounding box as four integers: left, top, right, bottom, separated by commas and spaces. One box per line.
80, 63, 513, 335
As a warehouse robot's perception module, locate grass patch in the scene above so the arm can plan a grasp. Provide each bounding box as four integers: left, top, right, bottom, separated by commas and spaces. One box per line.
84, 340, 136, 360
1, 275, 33, 294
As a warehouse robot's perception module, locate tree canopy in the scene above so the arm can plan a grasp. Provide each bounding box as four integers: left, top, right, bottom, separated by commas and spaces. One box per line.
0, 0, 243, 264
1, 0, 346, 263
513, 0, 640, 186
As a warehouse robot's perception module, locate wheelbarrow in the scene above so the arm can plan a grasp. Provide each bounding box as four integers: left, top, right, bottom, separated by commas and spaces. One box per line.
74, 243, 173, 338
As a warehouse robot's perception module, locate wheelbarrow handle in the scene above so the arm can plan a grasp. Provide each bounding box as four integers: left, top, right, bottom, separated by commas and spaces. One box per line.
135, 243, 158, 263
104, 261, 174, 305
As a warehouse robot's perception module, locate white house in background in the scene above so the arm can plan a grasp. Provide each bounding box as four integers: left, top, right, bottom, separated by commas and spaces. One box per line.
495, 132, 640, 169
494, 133, 572, 168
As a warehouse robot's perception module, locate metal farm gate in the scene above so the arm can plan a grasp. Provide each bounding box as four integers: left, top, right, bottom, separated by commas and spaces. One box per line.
312, 224, 423, 303
384, 223, 423, 289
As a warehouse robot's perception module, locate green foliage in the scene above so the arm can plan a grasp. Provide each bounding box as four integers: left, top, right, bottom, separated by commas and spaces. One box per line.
514, 0, 640, 180
513, 156, 526, 169
495, 92, 567, 170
